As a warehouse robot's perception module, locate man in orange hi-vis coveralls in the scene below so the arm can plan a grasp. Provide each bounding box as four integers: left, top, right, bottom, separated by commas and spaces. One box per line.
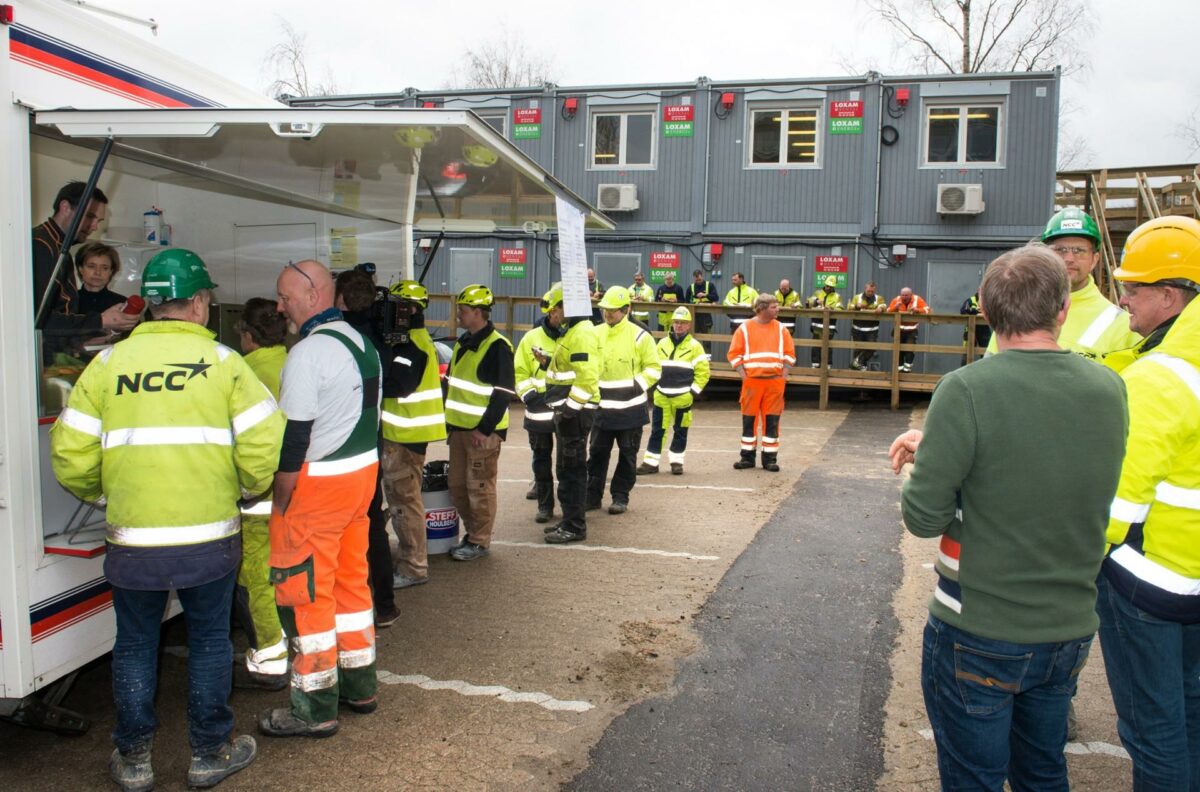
259, 260, 381, 739
727, 293, 795, 472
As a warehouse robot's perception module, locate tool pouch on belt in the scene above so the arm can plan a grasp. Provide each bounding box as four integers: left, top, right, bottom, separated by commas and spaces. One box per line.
268, 504, 316, 606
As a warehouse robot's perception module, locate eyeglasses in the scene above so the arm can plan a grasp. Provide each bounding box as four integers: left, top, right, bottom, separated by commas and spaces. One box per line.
1050, 245, 1094, 258
285, 261, 315, 288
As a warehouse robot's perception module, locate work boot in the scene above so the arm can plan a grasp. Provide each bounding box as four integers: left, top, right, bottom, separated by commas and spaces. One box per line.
608, 501, 627, 515
636, 462, 658, 475
733, 452, 756, 470
670, 463, 683, 475
339, 695, 378, 715
762, 453, 780, 473
392, 572, 428, 590
258, 707, 338, 739
449, 541, 489, 562
186, 734, 256, 789
233, 662, 288, 692
374, 604, 401, 630
525, 482, 537, 500
545, 526, 586, 544
535, 508, 554, 524
109, 744, 153, 792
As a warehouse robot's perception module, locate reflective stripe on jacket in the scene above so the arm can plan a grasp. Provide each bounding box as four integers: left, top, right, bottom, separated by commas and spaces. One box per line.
594, 317, 661, 429
381, 328, 446, 444
446, 329, 514, 431
653, 332, 711, 408
545, 318, 599, 413
807, 289, 843, 331
727, 318, 796, 376
887, 294, 931, 331
515, 321, 556, 430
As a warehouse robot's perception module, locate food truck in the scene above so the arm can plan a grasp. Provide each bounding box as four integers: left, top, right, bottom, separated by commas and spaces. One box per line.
0, 0, 612, 733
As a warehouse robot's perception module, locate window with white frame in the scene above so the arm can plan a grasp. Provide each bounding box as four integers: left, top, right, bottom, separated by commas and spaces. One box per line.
924, 103, 1003, 165
747, 106, 821, 167
591, 109, 655, 168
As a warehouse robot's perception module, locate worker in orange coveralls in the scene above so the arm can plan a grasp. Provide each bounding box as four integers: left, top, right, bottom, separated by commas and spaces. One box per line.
259, 260, 382, 739
727, 293, 795, 473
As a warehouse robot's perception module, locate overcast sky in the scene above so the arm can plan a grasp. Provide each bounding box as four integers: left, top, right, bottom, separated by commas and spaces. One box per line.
90, 0, 1200, 169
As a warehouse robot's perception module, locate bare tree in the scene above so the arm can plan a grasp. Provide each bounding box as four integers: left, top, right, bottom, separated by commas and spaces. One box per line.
262, 16, 338, 99
865, 0, 1093, 75
1176, 108, 1200, 157
447, 26, 556, 89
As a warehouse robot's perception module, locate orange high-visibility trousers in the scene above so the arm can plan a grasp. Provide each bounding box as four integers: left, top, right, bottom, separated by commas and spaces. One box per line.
270, 459, 378, 724
739, 376, 785, 455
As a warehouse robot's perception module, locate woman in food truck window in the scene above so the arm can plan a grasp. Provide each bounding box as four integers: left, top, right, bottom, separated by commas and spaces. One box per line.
71, 241, 127, 315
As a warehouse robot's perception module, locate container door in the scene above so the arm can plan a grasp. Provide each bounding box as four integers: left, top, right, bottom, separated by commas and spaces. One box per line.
925, 260, 984, 374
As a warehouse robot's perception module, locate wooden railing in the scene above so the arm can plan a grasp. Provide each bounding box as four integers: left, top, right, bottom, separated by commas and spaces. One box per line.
424, 295, 988, 410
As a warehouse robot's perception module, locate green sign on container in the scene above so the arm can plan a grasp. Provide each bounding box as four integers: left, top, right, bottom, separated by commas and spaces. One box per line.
829, 117, 862, 135
663, 121, 694, 138
500, 263, 526, 278
513, 124, 541, 140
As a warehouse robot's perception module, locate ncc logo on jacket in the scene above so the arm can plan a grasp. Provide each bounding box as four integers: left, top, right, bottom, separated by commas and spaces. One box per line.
115, 360, 212, 395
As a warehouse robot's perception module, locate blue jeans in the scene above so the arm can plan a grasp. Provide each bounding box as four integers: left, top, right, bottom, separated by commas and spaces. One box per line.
111, 570, 236, 756
921, 615, 1092, 791
1096, 575, 1200, 792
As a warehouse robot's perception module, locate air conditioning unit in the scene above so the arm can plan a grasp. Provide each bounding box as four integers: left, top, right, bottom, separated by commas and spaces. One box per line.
597, 183, 639, 212
937, 183, 985, 215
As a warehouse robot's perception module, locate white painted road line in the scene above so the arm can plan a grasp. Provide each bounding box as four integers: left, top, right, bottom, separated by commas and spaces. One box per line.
498, 478, 755, 493
377, 670, 594, 713
492, 539, 720, 561
917, 728, 1129, 760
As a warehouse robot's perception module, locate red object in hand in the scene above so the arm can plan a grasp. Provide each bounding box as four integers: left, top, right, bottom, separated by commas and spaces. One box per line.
123, 295, 146, 315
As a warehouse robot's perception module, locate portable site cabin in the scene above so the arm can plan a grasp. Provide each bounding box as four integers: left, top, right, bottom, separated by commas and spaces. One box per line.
0, 0, 612, 733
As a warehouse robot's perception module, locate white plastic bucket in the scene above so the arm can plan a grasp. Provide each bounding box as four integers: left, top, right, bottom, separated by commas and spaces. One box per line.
422, 461, 460, 554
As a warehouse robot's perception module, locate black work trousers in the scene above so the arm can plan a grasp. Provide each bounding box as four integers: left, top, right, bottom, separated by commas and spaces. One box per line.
555, 409, 593, 535
365, 465, 394, 614
529, 430, 555, 514
587, 424, 644, 506
898, 328, 918, 367
852, 328, 879, 368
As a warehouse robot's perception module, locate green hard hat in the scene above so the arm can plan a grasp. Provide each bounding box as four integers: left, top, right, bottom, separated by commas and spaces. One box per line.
1041, 207, 1101, 246
456, 283, 494, 308
141, 248, 216, 302
389, 279, 428, 308
540, 282, 564, 313
598, 285, 631, 310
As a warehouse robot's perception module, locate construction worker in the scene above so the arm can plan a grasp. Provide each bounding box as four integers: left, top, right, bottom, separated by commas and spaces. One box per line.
444, 285, 515, 561
637, 306, 711, 475
688, 268, 719, 342
378, 281, 446, 589
259, 260, 381, 739
51, 248, 280, 789
848, 281, 886, 370
655, 270, 687, 330
586, 286, 661, 515
539, 285, 600, 544
728, 293, 795, 472
723, 271, 758, 330
233, 298, 291, 691
628, 271, 654, 327
515, 287, 561, 524
887, 287, 931, 372
959, 289, 991, 364
986, 207, 1141, 360
1095, 216, 1200, 792
774, 278, 801, 332
587, 268, 604, 324
806, 275, 844, 367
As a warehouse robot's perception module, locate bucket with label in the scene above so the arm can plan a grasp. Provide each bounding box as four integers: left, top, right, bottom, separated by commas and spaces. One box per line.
422, 460, 460, 554
143, 209, 163, 244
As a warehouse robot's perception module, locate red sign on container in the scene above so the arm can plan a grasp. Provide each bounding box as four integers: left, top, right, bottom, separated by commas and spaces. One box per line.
513, 108, 542, 125
499, 248, 527, 264
663, 105, 694, 122
815, 255, 849, 272
829, 100, 863, 118
650, 252, 680, 269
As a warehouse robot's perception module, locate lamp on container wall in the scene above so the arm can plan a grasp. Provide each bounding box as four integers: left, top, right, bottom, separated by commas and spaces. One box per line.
562, 97, 579, 120
422, 100, 438, 108
702, 242, 724, 264
892, 244, 908, 265
895, 87, 910, 107
714, 91, 735, 120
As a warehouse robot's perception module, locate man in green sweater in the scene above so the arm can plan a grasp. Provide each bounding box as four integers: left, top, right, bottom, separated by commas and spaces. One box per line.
889, 244, 1128, 792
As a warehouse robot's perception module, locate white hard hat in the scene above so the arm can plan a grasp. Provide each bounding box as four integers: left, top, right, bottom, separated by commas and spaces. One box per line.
671, 306, 692, 322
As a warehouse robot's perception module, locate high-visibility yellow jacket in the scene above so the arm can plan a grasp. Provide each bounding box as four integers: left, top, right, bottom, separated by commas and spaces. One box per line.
381, 327, 446, 444
629, 283, 655, 323
240, 344, 287, 518
807, 288, 844, 331
50, 321, 284, 585
653, 332, 710, 410
515, 319, 556, 432
987, 279, 1142, 360
594, 316, 661, 429
723, 284, 758, 307
775, 289, 802, 308
544, 318, 599, 413
1104, 297, 1200, 622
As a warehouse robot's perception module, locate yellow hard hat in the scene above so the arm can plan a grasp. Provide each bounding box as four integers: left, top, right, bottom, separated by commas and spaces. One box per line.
540, 282, 564, 313
823, 275, 838, 288
671, 306, 692, 322
598, 285, 631, 310
1114, 216, 1200, 286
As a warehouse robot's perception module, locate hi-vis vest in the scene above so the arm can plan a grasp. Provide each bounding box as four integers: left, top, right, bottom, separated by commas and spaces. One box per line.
1103, 299, 1200, 622
446, 329, 513, 431
653, 333, 711, 407
545, 318, 599, 413
807, 289, 843, 331
382, 327, 447, 444
629, 283, 654, 322
240, 344, 288, 518
515, 322, 556, 430
310, 326, 381, 473
986, 279, 1142, 360
849, 292, 885, 332
50, 320, 284, 548
727, 318, 796, 377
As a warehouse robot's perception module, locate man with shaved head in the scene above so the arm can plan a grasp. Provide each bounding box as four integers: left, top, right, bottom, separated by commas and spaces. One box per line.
259, 260, 382, 739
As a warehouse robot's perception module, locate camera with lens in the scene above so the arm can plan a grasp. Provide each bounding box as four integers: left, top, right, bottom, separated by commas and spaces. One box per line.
370, 287, 417, 345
